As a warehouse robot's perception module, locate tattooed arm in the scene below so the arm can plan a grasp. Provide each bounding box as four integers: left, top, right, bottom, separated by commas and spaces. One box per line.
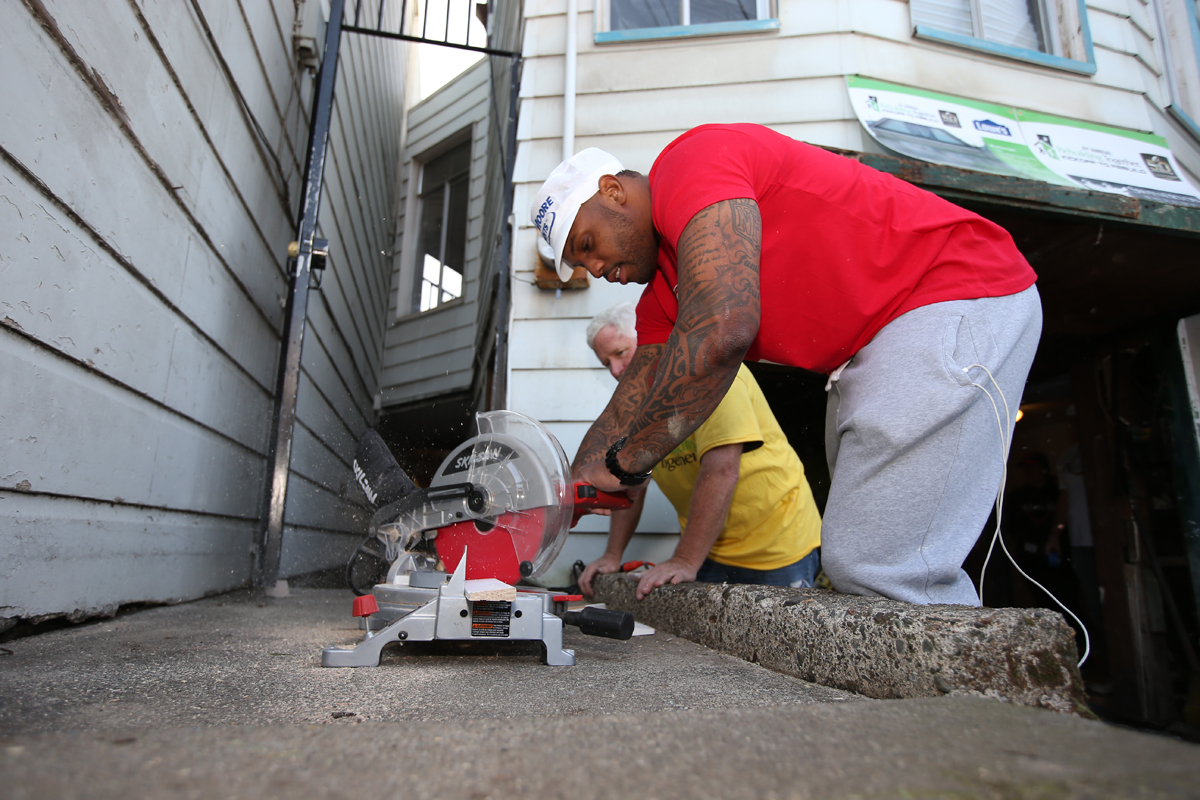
572, 342, 663, 472
577, 198, 761, 490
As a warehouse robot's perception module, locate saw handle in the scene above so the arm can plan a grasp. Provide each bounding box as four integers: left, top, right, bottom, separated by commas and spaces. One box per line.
562, 607, 635, 640
571, 481, 634, 528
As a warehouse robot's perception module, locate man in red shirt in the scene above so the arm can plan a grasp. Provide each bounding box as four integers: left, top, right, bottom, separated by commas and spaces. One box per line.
532, 125, 1041, 605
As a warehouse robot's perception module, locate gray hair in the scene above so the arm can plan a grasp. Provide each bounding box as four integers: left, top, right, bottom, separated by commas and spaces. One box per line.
585, 302, 638, 351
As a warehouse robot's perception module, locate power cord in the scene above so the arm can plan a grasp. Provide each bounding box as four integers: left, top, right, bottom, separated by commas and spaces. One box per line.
965, 363, 1091, 668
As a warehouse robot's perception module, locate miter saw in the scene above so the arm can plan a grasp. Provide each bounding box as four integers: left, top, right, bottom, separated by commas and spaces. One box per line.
321, 410, 634, 668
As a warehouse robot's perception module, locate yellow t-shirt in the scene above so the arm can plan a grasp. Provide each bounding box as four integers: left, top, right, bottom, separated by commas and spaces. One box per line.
651, 364, 821, 571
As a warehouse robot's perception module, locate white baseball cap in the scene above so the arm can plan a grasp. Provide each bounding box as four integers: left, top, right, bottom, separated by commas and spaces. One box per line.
530, 148, 625, 281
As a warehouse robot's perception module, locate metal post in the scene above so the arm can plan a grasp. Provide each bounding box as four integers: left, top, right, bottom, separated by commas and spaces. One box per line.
488, 55, 521, 411
255, 0, 346, 589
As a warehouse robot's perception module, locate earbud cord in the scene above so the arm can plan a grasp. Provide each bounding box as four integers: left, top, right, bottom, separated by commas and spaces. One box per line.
965, 363, 1090, 668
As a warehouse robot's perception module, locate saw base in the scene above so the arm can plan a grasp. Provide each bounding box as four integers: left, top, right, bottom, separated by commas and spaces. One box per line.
322, 551, 577, 667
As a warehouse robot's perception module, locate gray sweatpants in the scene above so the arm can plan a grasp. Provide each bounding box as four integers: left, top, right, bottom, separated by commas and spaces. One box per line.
823, 286, 1042, 606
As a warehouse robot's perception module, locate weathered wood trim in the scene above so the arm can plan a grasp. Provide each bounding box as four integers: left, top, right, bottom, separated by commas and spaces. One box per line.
828, 147, 1200, 236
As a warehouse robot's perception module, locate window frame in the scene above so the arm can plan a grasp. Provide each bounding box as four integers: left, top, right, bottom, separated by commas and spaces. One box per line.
398, 130, 474, 320
1156, 0, 1200, 143
594, 0, 778, 45
911, 0, 1097, 76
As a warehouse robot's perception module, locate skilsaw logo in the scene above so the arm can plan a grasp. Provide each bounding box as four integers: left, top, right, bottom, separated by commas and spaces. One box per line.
352, 459, 377, 505
444, 441, 518, 475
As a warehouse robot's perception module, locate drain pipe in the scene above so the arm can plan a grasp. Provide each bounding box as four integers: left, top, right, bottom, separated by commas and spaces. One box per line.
563, 0, 577, 160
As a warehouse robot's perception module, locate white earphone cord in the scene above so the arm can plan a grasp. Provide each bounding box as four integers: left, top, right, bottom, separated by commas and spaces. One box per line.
965, 363, 1091, 669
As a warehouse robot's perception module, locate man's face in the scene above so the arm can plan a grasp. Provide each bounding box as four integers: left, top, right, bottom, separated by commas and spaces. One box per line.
562, 195, 658, 286
592, 324, 637, 380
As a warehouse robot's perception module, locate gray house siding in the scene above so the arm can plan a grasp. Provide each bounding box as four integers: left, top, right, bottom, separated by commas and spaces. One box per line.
0, 0, 406, 622
278, 20, 408, 576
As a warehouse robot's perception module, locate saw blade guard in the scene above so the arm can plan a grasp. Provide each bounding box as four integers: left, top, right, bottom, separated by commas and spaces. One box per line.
434, 411, 573, 580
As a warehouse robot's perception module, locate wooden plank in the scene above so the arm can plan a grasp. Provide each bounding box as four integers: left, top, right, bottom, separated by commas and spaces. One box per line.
380, 348, 475, 391
0, 330, 262, 517
408, 88, 489, 147
509, 318, 610, 370
571, 79, 850, 138
39, 0, 295, 263
387, 302, 478, 342
1088, 7, 1141, 57
304, 318, 374, 432
294, 371, 360, 468
316, 159, 382, 373
382, 326, 476, 370
289, 422, 358, 498
299, 334, 370, 441
193, 0, 300, 204
0, 493, 255, 618
307, 295, 376, 416
573, 36, 868, 98
407, 80, 488, 141
408, 59, 489, 122
0, 9, 287, 363
379, 368, 474, 405
0, 162, 272, 452
280, 471, 369, 536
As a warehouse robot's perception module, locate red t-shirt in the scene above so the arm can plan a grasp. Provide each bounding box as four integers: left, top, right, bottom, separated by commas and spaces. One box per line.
635, 124, 1037, 374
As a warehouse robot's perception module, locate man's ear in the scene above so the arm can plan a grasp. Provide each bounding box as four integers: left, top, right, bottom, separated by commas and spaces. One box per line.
597, 173, 626, 205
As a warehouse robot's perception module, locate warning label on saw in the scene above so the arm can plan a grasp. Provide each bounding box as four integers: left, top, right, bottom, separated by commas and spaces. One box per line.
470, 601, 512, 638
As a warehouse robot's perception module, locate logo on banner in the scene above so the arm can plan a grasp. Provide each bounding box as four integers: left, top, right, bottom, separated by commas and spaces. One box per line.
1034, 135, 1059, 160
938, 110, 961, 128
973, 119, 1012, 137
1141, 153, 1181, 181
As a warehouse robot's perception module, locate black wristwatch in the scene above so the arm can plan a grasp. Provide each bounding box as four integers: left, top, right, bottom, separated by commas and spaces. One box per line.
605, 436, 653, 486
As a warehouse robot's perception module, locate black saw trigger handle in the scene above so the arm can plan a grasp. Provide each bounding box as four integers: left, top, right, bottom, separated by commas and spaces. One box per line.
562, 607, 635, 641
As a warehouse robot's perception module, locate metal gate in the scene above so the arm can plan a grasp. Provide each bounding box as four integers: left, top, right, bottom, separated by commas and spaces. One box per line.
255, 0, 522, 588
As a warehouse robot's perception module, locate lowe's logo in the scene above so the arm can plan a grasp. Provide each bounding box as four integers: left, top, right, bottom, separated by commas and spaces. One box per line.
973, 119, 1012, 136
534, 197, 556, 245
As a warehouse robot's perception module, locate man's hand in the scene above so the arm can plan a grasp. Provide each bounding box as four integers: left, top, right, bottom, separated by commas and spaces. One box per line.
574, 460, 625, 494
635, 557, 699, 600
579, 552, 623, 596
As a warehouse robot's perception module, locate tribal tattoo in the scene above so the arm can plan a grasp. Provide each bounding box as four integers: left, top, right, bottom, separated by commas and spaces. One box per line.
618, 198, 762, 473
572, 343, 664, 471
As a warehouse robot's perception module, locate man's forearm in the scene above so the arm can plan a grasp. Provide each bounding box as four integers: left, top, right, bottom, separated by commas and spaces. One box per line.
572, 343, 663, 471
672, 444, 740, 568
617, 199, 761, 474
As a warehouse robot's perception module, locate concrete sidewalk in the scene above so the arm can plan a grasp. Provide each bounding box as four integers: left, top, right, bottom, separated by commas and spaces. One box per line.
1, 588, 1196, 799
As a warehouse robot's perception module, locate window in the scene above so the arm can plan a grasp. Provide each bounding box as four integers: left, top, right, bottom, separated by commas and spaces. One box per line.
913, 0, 1051, 52
595, 0, 777, 43
1157, 0, 1200, 141
911, 0, 1096, 74
414, 140, 470, 313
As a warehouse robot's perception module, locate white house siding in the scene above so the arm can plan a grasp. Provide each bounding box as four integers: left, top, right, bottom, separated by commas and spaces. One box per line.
509, 0, 1200, 584
379, 60, 491, 407
0, 0, 406, 622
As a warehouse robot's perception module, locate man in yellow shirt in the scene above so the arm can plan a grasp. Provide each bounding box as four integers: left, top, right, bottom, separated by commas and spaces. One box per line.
579, 303, 822, 600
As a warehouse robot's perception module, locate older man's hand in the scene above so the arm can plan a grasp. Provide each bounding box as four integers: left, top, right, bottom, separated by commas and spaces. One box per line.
635, 557, 699, 600
578, 553, 622, 596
